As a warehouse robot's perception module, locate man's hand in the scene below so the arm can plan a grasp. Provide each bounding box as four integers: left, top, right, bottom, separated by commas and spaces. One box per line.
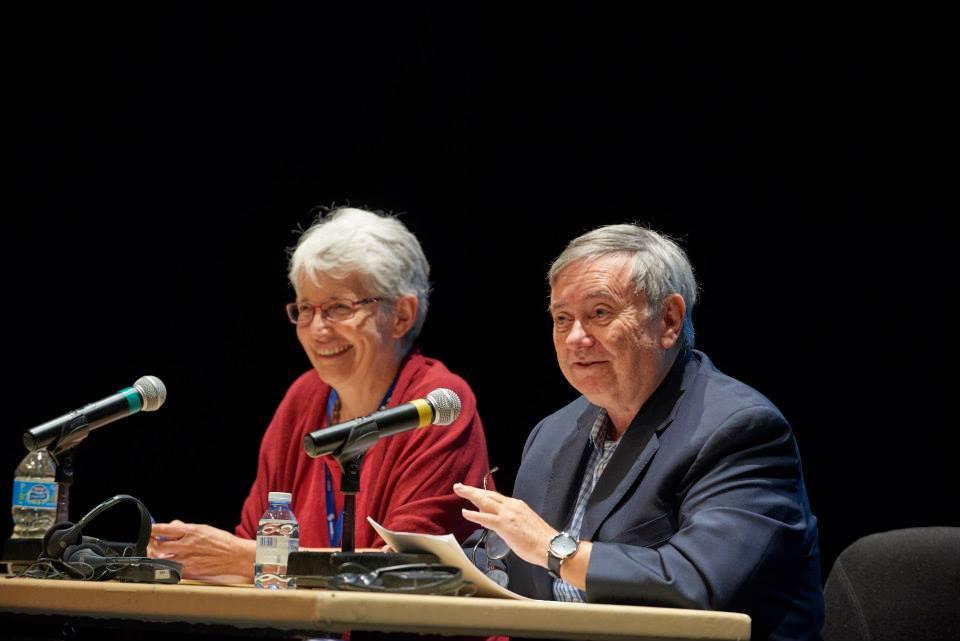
453, 482, 557, 568
453, 482, 593, 591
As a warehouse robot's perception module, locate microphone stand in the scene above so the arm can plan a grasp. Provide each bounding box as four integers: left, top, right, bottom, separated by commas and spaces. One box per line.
331, 415, 404, 553
286, 420, 441, 582
336, 452, 364, 553
328, 417, 382, 552
52, 446, 75, 524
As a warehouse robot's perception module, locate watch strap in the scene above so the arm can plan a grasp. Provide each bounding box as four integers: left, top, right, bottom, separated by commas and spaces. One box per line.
547, 549, 564, 579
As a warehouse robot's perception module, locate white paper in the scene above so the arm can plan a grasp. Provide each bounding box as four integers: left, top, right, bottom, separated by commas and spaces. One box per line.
367, 517, 528, 599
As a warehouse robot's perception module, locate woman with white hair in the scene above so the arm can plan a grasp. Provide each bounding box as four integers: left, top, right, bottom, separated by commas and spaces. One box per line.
150, 208, 492, 582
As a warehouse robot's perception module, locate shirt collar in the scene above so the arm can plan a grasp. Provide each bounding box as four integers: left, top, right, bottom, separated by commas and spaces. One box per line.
588, 408, 614, 451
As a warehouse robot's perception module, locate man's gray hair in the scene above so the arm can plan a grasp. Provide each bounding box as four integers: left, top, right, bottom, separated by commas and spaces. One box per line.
549, 224, 698, 353
289, 207, 431, 346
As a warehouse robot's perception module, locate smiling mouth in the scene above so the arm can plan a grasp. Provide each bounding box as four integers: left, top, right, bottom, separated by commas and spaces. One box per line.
573, 359, 607, 367
317, 345, 351, 357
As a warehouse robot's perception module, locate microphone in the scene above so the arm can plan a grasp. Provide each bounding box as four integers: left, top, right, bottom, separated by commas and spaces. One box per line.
23, 375, 167, 452
303, 388, 461, 460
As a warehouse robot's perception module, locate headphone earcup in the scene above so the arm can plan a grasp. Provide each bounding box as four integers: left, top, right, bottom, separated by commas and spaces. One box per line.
63, 542, 110, 565
43, 521, 81, 559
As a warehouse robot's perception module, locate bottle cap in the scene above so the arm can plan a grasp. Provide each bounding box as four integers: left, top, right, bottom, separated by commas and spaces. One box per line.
268, 491, 292, 504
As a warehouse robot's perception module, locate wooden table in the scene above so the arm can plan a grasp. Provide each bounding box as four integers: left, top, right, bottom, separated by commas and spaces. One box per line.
0, 577, 751, 640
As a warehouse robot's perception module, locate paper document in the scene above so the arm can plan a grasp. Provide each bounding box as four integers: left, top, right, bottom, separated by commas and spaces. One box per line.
367, 517, 528, 599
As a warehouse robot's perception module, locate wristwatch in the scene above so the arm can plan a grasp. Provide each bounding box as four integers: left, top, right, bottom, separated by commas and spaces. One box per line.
547, 531, 579, 579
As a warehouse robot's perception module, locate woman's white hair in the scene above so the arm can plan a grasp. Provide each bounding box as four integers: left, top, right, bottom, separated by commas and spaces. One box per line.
548, 223, 698, 353
289, 207, 431, 346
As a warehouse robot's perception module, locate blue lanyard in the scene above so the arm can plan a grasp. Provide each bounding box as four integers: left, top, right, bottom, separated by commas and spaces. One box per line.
323, 379, 398, 547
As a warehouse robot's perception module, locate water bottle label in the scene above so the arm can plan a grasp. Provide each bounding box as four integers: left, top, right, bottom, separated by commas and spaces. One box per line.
256, 535, 290, 564
12, 479, 58, 510
259, 519, 297, 536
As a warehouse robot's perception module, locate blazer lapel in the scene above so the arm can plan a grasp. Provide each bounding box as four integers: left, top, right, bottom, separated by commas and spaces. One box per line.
539, 404, 597, 530
578, 355, 692, 542
529, 403, 596, 599
578, 427, 662, 543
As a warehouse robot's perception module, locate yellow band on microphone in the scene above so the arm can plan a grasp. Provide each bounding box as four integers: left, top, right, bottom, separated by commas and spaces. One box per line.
410, 398, 433, 427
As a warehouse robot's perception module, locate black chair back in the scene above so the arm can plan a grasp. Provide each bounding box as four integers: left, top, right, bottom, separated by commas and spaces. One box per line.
822, 527, 960, 641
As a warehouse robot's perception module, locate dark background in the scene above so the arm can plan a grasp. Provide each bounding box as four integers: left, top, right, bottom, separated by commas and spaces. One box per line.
4, 6, 953, 579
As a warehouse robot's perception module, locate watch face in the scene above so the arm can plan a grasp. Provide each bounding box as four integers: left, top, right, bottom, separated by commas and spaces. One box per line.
551, 533, 578, 558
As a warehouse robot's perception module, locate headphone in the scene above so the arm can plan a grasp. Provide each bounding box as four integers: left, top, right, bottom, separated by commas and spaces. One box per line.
326, 563, 472, 595
43, 494, 151, 561
25, 494, 181, 583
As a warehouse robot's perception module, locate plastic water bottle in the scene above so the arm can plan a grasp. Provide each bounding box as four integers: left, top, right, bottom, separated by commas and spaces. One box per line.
11, 449, 59, 538
254, 491, 299, 589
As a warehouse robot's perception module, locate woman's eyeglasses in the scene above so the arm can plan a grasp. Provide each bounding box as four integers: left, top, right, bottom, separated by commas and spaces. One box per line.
285, 297, 383, 325
470, 467, 511, 587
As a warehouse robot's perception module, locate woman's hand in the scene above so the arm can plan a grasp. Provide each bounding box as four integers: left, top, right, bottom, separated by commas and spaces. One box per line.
149, 520, 255, 583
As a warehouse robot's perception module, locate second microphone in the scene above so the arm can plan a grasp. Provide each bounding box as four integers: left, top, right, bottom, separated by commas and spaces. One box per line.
303, 388, 461, 460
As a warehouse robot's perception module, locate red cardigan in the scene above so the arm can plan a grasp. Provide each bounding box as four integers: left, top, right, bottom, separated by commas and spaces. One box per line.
236, 351, 492, 548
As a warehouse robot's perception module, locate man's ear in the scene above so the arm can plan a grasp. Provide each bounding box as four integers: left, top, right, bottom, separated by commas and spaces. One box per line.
660, 293, 686, 349
391, 295, 419, 340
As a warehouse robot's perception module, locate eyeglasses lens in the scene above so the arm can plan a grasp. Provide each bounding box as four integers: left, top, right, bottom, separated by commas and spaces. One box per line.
485, 530, 510, 560
471, 467, 511, 586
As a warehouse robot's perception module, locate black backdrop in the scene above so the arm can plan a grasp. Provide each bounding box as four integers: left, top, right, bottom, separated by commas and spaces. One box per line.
4, 7, 954, 578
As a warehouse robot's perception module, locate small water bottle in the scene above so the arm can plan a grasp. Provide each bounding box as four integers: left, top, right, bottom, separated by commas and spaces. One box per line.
11, 449, 59, 539
254, 491, 299, 589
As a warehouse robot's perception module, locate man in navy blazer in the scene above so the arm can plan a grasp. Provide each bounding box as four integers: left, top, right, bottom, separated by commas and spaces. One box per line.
455, 224, 823, 641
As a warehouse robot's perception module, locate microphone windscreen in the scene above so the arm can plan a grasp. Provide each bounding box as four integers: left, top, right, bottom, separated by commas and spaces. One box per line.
426, 388, 461, 426
134, 376, 167, 411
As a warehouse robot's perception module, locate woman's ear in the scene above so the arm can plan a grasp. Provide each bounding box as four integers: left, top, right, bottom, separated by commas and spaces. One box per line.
391, 295, 419, 339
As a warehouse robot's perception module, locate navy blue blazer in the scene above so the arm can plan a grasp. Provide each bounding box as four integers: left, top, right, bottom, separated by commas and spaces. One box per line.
508, 351, 824, 641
